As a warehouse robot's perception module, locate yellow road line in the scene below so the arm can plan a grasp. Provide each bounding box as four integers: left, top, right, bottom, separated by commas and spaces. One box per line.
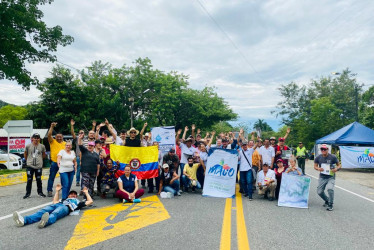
236, 188, 250, 250
220, 198, 232, 250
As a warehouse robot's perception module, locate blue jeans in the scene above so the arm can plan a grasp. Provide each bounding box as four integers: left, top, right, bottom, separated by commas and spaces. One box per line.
162, 180, 180, 195
24, 203, 70, 227
182, 176, 201, 190
76, 156, 81, 184
47, 161, 59, 192
60, 171, 75, 200
179, 163, 185, 188
240, 170, 253, 198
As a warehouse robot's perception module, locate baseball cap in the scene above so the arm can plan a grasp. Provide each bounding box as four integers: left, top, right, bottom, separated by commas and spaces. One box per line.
169, 148, 175, 153
278, 137, 285, 142
32, 133, 40, 139
88, 141, 95, 146
276, 159, 284, 163
242, 140, 248, 145
320, 144, 328, 149
270, 137, 276, 140
162, 164, 169, 169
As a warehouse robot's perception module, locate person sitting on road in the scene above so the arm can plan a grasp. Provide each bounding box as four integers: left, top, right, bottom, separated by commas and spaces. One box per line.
13, 184, 93, 228
116, 165, 145, 203
286, 158, 303, 176
257, 163, 277, 201
100, 159, 119, 198
182, 156, 204, 192
158, 164, 181, 196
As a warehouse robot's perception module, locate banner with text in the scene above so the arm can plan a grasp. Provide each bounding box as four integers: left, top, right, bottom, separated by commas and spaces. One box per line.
9, 138, 31, 153
278, 174, 311, 209
202, 148, 238, 198
340, 146, 374, 168
151, 126, 176, 155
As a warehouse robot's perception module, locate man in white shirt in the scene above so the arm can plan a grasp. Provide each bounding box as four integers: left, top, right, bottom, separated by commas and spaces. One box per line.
260, 139, 275, 169
238, 140, 258, 200
257, 163, 277, 201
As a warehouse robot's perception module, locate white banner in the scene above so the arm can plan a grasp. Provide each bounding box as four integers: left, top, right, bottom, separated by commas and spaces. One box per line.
340, 146, 374, 168
9, 138, 31, 153
202, 148, 238, 198
278, 174, 311, 209
151, 126, 176, 155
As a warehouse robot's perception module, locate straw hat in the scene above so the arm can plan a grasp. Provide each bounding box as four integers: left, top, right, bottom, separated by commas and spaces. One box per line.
127, 127, 139, 135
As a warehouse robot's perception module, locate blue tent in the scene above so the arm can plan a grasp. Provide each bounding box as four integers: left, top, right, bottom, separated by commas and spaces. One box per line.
316, 122, 374, 145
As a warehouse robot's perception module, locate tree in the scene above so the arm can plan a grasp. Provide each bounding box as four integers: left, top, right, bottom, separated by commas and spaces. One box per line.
359, 86, 374, 129
0, 0, 74, 89
253, 119, 273, 132
0, 105, 27, 127
27, 58, 237, 134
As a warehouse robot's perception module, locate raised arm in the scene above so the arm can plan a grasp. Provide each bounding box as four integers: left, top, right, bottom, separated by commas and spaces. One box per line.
207, 131, 215, 148
48, 122, 57, 144
70, 119, 76, 140
191, 124, 196, 139
105, 119, 117, 140
284, 127, 291, 141
182, 126, 188, 142
95, 122, 105, 140
140, 122, 147, 140
53, 184, 62, 204
176, 129, 182, 146
92, 120, 96, 132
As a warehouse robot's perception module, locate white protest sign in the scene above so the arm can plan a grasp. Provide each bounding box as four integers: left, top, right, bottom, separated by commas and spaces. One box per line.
151, 126, 176, 155
340, 146, 374, 169
203, 148, 238, 198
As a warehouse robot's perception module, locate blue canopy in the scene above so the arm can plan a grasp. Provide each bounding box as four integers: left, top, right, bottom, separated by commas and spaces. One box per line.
316, 122, 374, 145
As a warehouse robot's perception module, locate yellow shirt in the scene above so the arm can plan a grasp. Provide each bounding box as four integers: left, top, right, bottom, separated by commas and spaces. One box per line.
50, 139, 66, 162
252, 149, 261, 167
183, 163, 199, 181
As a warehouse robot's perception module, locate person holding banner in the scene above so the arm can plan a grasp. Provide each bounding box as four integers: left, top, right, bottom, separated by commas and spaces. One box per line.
238, 140, 258, 200
314, 144, 341, 211
116, 165, 145, 203
286, 158, 303, 176
183, 156, 204, 192
23, 133, 47, 199
274, 159, 287, 199
274, 137, 290, 168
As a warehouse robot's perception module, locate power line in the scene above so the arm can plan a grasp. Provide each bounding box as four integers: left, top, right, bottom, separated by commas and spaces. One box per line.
195, 0, 259, 76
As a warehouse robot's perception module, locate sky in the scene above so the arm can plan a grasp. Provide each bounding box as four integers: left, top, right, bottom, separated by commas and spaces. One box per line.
1, 0, 374, 130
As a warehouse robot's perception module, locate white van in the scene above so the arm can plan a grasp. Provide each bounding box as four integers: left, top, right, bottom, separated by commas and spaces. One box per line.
0, 149, 23, 170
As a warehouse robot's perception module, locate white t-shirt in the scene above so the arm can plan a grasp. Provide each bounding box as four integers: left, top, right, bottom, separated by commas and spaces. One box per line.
238, 148, 254, 171
57, 150, 76, 173
179, 143, 198, 164
260, 146, 275, 165
257, 169, 276, 186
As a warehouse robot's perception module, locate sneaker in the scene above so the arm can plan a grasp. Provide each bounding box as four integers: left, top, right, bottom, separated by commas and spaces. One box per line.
244, 193, 248, 197
179, 190, 183, 194
47, 191, 53, 197
177, 191, 182, 196
133, 198, 141, 203
38, 193, 46, 198
326, 204, 334, 211
23, 194, 30, 199
323, 201, 329, 207
76, 182, 80, 187
248, 197, 253, 201
123, 199, 129, 203
13, 212, 24, 227
38, 212, 49, 228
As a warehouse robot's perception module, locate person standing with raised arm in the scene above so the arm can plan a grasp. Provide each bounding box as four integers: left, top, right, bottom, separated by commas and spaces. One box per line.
47, 122, 66, 197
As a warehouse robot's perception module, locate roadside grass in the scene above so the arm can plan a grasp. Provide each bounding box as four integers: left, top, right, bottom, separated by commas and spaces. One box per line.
0, 169, 25, 175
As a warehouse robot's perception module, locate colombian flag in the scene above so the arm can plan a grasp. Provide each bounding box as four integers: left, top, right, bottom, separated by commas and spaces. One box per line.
110, 144, 159, 180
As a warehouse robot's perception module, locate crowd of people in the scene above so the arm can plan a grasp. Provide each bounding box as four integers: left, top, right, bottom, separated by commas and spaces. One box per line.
14, 120, 341, 228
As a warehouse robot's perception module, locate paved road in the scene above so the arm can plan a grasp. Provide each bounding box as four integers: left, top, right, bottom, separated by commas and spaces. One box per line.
0, 162, 373, 250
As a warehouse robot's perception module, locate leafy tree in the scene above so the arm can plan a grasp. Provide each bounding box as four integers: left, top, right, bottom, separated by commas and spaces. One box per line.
0, 0, 73, 89
253, 119, 273, 132
27, 58, 237, 134
0, 100, 9, 108
0, 105, 27, 127
359, 86, 374, 129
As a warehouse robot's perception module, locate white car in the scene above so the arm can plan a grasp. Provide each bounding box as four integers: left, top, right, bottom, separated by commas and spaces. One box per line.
0, 149, 23, 170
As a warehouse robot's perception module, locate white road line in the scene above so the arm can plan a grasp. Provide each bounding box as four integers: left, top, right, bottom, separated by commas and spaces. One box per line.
307, 174, 374, 203
0, 201, 52, 221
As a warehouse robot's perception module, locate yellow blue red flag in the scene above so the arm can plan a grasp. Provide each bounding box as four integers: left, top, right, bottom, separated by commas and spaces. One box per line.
110, 144, 159, 179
